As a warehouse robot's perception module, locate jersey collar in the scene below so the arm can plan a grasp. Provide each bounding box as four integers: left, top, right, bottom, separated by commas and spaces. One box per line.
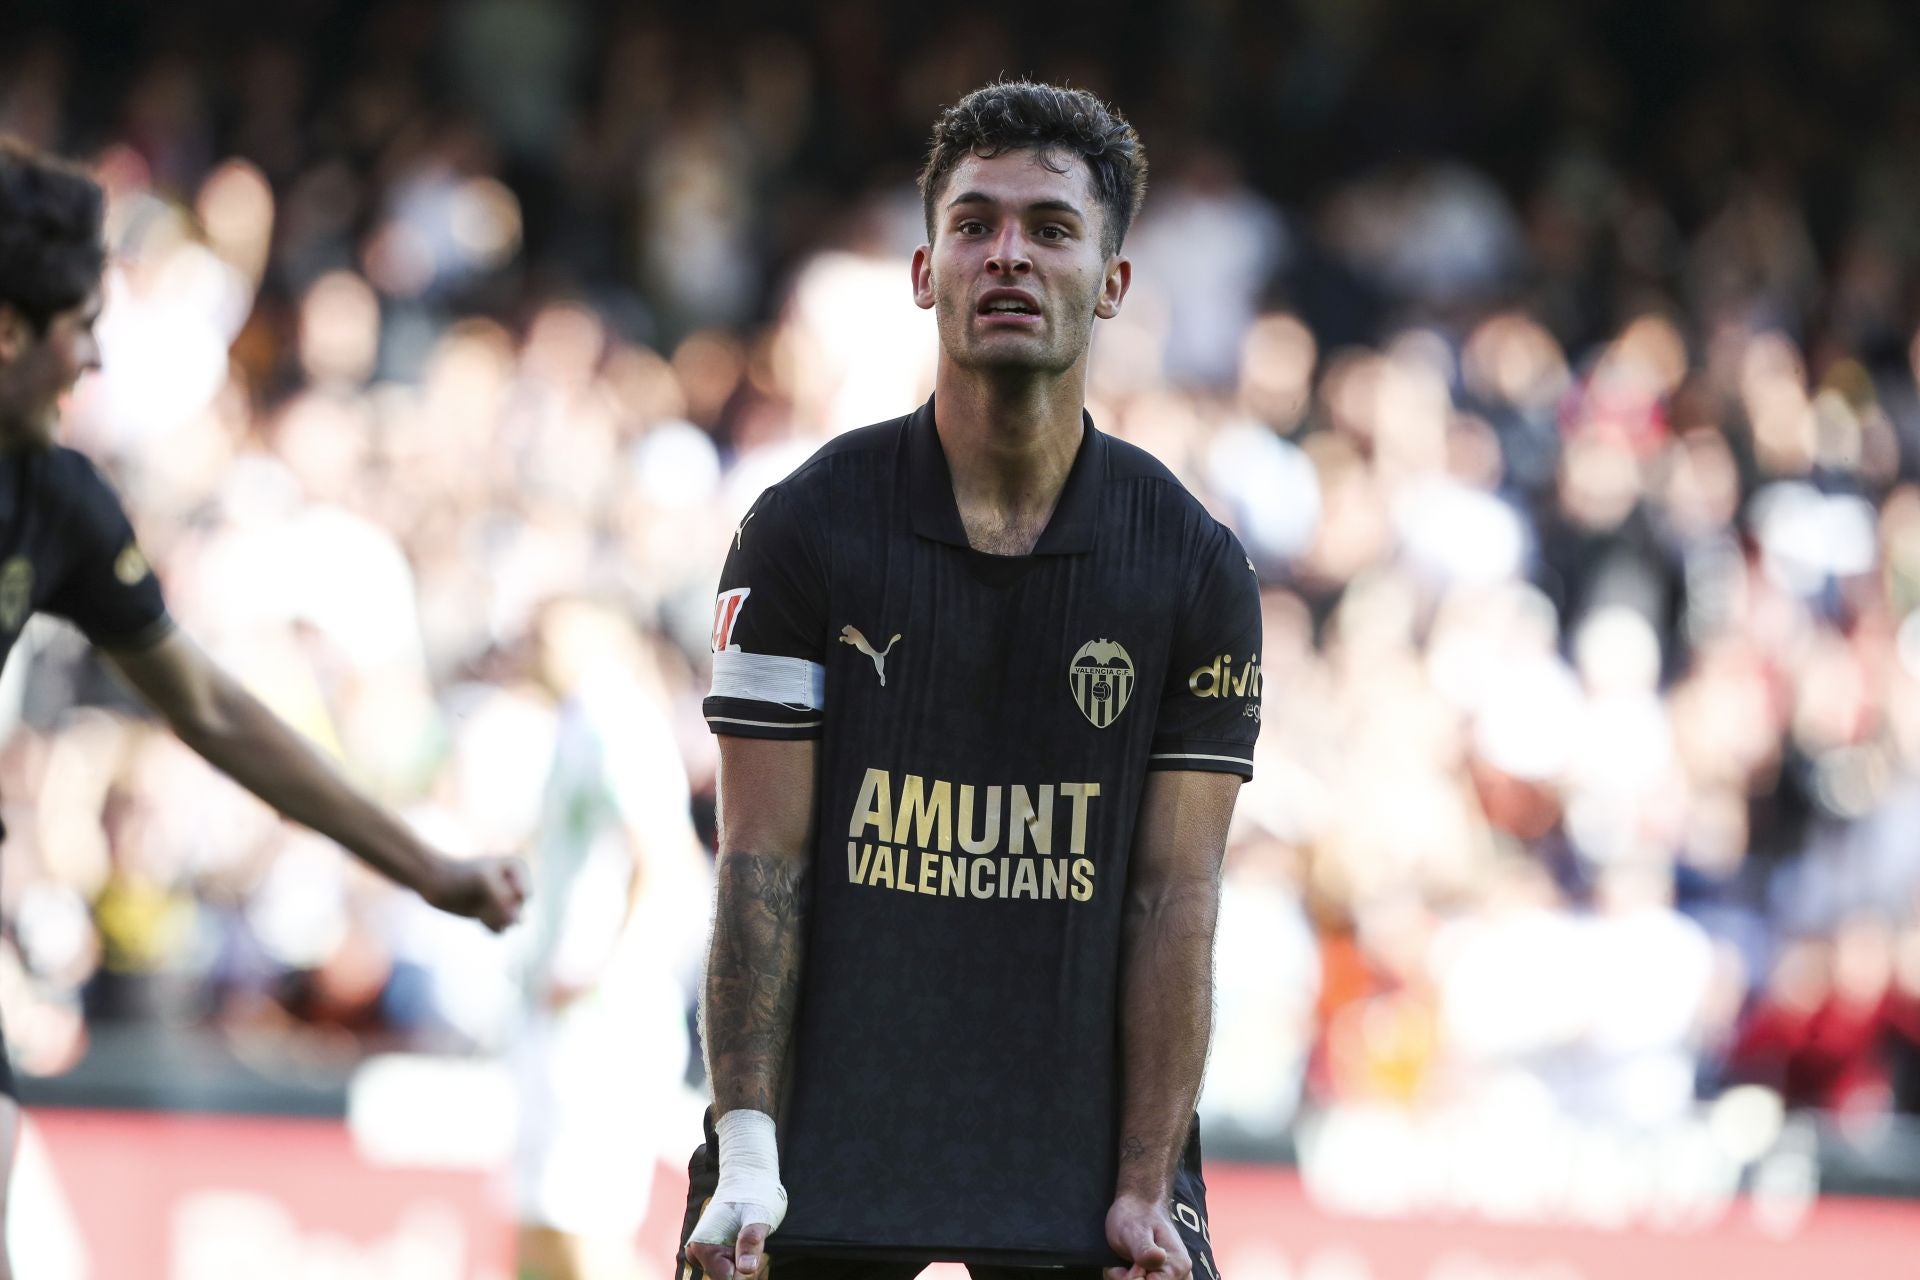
907, 396, 1107, 556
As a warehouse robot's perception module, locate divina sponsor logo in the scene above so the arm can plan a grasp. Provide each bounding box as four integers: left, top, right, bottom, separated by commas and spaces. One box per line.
1188, 652, 1261, 699
844, 768, 1102, 902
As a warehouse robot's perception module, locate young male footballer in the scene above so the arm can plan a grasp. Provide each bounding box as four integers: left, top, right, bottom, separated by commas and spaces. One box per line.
681, 81, 1261, 1280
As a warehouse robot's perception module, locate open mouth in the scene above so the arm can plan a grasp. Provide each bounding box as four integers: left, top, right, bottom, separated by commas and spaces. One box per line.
976, 290, 1041, 322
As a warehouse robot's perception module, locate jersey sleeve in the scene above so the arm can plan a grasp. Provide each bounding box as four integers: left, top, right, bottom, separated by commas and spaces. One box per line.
1148, 522, 1263, 778
42, 456, 173, 650
702, 484, 829, 739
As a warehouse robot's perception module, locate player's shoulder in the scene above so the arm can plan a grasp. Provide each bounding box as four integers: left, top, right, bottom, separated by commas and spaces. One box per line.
1102, 431, 1184, 490
808, 415, 913, 464
756, 414, 911, 509
789, 414, 910, 476
39, 444, 122, 507
42, 443, 102, 483
1100, 432, 1237, 548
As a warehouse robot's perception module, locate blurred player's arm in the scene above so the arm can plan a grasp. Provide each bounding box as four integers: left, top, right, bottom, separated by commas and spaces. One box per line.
1110, 768, 1240, 1272
101, 628, 526, 930
702, 734, 816, 1116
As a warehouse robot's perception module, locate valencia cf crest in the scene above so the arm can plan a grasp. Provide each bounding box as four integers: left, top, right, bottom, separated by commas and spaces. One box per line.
114, 541, 151, 585
1069, 639, 1135, 728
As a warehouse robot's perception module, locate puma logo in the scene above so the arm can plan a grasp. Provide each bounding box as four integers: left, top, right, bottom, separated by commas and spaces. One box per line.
839, 624, 902, 686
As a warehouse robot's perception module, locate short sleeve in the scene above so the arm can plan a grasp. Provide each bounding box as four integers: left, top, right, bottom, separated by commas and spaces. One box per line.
1149, 523, 1262, 778
702, 484, 829, 739
42, 457, 172, 650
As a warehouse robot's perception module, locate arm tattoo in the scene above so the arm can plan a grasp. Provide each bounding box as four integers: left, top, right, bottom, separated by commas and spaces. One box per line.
705, 850, 812, 1115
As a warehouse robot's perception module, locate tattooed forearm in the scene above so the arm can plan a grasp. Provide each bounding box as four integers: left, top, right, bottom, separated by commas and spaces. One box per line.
704, 850, 812, 1116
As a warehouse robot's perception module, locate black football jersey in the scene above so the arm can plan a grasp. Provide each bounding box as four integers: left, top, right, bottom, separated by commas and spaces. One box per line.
700, 398, 1262, 1265
0, 445, 172, 836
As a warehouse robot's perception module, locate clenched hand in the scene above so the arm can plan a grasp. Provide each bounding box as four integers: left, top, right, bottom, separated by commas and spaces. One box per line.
423, 855, 530, 932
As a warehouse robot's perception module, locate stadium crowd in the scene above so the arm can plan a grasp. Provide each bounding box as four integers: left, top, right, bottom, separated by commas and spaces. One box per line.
2, 0, 1920, 1165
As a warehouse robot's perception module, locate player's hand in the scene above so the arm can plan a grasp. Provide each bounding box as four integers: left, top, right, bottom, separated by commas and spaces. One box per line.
689, 1110, 787, 1278
687, 1206, 782, 1279
1105, 1193, 1191, 1280
422, 854, 530, 931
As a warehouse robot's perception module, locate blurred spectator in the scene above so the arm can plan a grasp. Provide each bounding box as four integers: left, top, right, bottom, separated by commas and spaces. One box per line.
1128, 145, 1289, 388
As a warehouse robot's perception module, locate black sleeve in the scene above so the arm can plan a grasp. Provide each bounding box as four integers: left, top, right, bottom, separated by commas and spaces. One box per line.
1148, 522, 1262, 778
42, 456, 172, 650
701, 483, 830, 739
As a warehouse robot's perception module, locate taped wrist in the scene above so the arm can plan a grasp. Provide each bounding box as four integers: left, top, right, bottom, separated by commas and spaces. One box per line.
688, 1109, 788, 1244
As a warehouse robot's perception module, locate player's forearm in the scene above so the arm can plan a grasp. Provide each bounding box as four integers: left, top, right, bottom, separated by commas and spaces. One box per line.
174, 673, 443, 897
1115, 876, 1220, 1202
703, 848, 811, 1116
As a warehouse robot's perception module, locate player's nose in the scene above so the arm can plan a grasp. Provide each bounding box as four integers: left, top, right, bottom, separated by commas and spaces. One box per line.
984, 226, 1033, 274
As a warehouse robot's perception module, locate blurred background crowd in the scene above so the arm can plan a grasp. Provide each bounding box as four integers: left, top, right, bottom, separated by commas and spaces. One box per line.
4, 0, 1920, 1181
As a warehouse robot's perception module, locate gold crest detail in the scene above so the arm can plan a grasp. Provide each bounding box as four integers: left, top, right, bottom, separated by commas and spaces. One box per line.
114, 541, 151, 586
0, 557, 32, 632
1069, 638, 1135, 729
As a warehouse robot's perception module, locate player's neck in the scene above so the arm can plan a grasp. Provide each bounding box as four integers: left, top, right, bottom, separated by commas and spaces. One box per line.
932, 363, 1086, 553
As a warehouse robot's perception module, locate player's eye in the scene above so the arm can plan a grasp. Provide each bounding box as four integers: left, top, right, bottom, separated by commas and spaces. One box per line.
1037, 224, 1069, 241
957, 219, 988, 236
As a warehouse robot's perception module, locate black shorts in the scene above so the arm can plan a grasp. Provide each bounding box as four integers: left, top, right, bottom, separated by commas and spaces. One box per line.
673, 1109, 1221, 1280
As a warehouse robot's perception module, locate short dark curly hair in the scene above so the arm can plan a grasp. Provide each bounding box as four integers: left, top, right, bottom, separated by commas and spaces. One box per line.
918, 81, 1148, 258
0, 137, 106, 331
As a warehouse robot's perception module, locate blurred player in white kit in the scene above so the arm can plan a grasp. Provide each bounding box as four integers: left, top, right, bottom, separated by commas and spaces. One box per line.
514, 599, 712, 1280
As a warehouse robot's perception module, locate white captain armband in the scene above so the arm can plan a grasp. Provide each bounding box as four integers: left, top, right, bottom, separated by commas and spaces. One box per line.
689, 1108, 789, 1244
710, 649, 826, 710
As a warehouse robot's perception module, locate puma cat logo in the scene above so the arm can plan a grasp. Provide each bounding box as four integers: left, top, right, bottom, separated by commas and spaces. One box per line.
839, 624, 902, 686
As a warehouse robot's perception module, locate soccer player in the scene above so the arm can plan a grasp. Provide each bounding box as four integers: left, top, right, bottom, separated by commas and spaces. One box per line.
0, 138, 527, 1277
679, 82, 1262, 1279
513, 599, 710, 1280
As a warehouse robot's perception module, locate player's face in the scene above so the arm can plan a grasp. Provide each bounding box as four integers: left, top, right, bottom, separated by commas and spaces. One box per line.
913, 150, 1130, 377
0, 290, 102, 451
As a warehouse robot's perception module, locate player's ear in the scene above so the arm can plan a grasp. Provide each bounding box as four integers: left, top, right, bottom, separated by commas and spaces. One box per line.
0, 303, 31, 364
911, 245, 935, 312
1094, 255, 1131, 320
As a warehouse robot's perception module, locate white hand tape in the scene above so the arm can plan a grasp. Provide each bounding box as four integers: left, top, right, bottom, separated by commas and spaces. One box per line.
688, 1109, 789, 1246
